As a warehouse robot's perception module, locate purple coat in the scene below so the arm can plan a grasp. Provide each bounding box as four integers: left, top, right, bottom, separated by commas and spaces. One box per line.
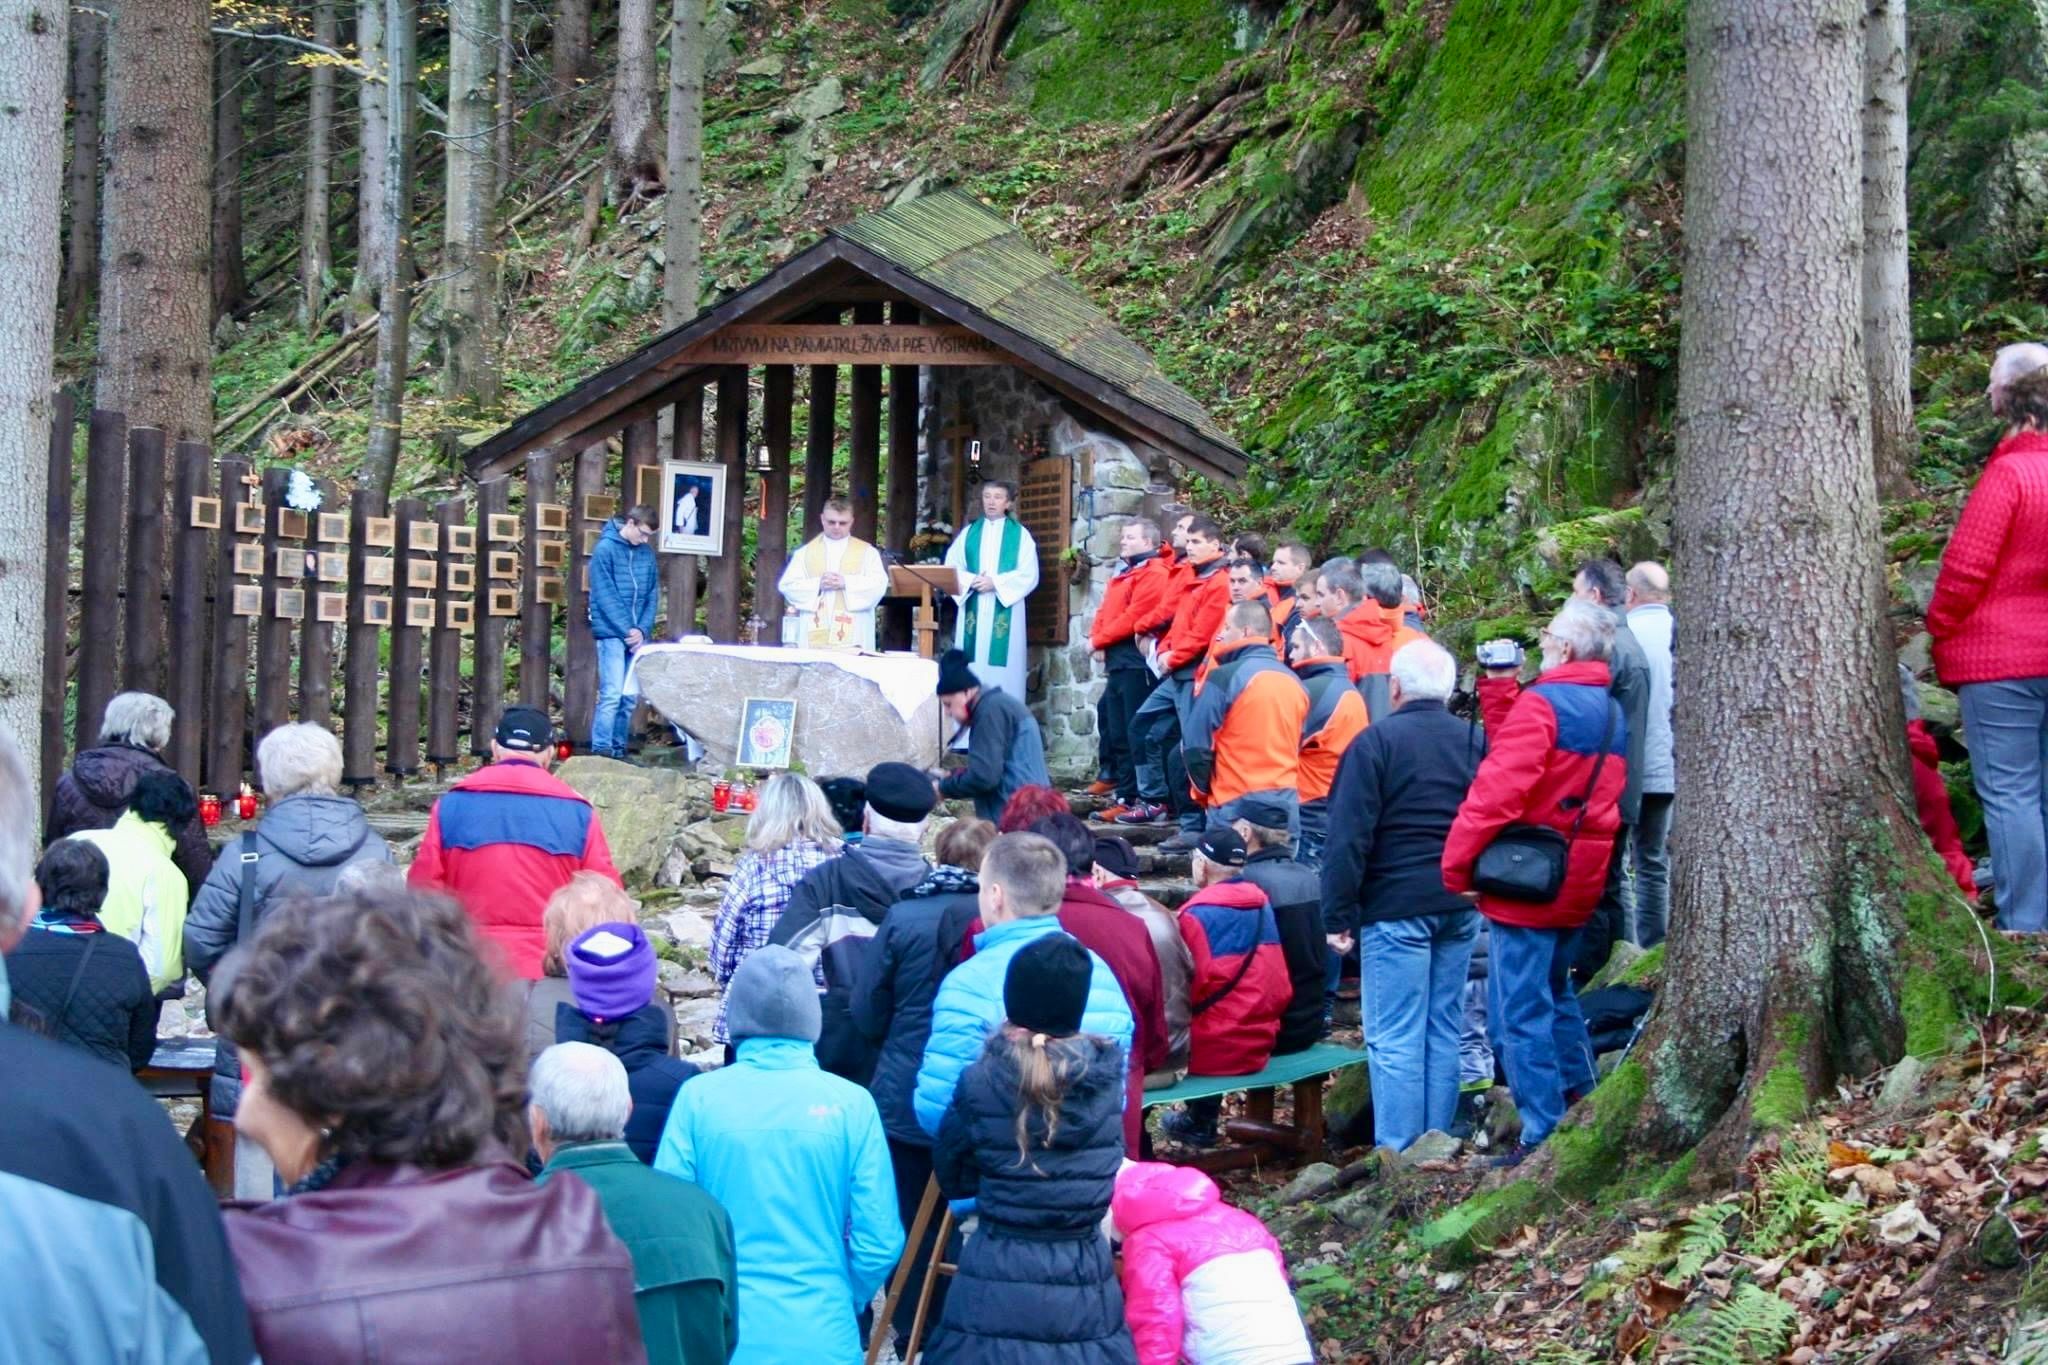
46, 744, 214, 895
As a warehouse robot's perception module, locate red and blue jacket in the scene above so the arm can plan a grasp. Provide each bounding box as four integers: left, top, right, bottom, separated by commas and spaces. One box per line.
408, 758, 621, 979
1176, 878, 1292, 1076
1442, 661, 1628, 930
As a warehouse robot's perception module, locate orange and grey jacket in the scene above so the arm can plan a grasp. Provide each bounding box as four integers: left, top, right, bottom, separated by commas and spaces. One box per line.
1292, 653, 1368, 806
1182, 639, 1309, 813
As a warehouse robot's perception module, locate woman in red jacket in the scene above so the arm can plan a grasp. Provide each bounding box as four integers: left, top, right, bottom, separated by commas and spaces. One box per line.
1926, 346, 2048, 934
1443, 599, 1628, 1163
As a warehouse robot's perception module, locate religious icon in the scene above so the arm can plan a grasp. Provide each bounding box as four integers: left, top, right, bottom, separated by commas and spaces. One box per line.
735, 698, 797, 770
659, 460, 725, 555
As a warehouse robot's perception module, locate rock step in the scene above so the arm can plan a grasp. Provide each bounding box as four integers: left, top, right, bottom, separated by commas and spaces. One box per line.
365, 811, 432, 841
1085, 819, 1177, 847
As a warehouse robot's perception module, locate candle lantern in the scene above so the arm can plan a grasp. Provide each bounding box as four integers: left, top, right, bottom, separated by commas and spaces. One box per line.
235, 782, 259, 822
199, 793, 223, 828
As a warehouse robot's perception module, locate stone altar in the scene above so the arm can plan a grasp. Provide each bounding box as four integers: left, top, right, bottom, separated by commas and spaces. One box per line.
630, 641, 947, 776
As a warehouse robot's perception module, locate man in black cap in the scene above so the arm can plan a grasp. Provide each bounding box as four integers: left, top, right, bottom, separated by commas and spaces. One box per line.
1229, 794, 1329, 1058
410, 705, 622, 980
770, 761, 938, 1081
934, 648, 1051, 823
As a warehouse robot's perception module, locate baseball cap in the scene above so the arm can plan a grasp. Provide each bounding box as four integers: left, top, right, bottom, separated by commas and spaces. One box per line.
1092, 835, 1142, 881
495, 705, 553, 752
1195, 824, 1247, 868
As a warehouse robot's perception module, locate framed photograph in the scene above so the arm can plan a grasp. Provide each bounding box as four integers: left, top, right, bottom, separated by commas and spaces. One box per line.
582, 494, 618, 523
446, 562, 477, 593
406, 559, 438, 590
536, 539, 567, 569
235, 503, 266, 536
317, 512, 349, 543
403, 597, 436, 629
232, 543, 265, 576
487, 513, 520, 541
363, 594, 394, 626
315, 592, 349, 623
535, 502, 569, 533
275, 588, 306, 620
362, 556, 395, 587
189, 496, 221, 530
659, 460, 726, 556
487, 587, 520, 617
408, 523, 440, 553
487, 550, 519, 580
231, 584, 263, 617
633, 464, 662, 508
445, 601, 475, 631
735, 698, 798, 770
365, 516, 397, 548
446, 525, 478, 555
317, 552, 348, 583
277, 509, 310, 540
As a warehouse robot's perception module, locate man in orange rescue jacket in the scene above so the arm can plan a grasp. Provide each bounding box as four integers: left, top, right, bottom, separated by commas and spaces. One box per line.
1089, 518, 1177, 813
1180, 601, 1310, 850
1289, 616, 1369, 865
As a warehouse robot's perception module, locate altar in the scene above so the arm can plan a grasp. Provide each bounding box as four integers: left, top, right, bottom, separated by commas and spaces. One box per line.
628, 640, 946, 776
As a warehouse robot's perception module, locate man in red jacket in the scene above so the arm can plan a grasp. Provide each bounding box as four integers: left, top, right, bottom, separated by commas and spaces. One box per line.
1321, 558, 1425, 722
1090, 519, 1176, 813
1442, 600, 1627, 1163
1120, 518, 1234, 834
408, 706, 622, 979
1156, 824, 1293, 1148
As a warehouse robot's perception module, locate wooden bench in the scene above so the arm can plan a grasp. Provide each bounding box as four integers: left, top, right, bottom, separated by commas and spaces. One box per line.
1142, 1042, 1369, 1173
137, 1040, 230, 1195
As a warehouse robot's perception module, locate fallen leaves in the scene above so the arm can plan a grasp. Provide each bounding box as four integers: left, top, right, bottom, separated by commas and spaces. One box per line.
1876, 1201, 1942, 1245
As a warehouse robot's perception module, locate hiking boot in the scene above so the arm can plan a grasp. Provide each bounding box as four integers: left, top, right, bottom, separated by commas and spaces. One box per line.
1157, 1108, 1220, 1149
1157, 831, 1202, 854
1114, 802, 1170, 826
1086, 779, 1118, 796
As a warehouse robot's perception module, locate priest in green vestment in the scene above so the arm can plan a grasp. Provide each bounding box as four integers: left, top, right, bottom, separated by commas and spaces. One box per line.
942, 480, 1040, 700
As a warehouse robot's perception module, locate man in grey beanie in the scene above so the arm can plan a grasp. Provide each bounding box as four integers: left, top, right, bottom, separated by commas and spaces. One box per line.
654, 945, 902, 1364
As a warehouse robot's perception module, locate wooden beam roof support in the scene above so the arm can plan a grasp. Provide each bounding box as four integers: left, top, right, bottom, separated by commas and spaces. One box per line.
662, 387, 704, 639
706, 367, 748, 642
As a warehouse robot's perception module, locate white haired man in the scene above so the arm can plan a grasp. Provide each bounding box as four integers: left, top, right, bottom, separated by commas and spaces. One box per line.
0, 727, 257, 1363
1624, 561, 1675, 945
47, 691, 214, 893
532, 1042, 738, 1365
1318, 639, 1485, 1151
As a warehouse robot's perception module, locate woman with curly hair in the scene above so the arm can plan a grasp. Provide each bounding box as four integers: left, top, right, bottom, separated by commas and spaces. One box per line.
216, 886, 647, 1362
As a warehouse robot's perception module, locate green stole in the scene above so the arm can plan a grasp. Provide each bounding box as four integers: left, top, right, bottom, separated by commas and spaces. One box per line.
962, 516, 1023, 668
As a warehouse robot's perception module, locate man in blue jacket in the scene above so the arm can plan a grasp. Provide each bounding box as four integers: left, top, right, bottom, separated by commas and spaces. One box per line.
588, 505, 659, 759
914, 833, 1133, 1140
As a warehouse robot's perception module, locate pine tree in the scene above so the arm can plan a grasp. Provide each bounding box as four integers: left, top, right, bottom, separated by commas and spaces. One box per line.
1863, 0, 1916, 496
442, 0, 501, 404
663, 0, 704, 327
299, 0, 339, 333
362, 0, 417, 497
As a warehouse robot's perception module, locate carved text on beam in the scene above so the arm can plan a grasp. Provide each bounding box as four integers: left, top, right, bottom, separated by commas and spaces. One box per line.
663, 325, 1011, 368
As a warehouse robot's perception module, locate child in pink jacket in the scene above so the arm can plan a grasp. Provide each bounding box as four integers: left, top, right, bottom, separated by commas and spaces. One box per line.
1111, 1162, 1314, 1365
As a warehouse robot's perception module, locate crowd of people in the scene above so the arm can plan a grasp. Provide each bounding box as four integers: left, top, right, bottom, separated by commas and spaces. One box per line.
9, 335, 2041, 1361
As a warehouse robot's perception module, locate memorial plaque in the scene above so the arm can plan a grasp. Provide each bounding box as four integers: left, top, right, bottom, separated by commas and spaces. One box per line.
274, 548, 303, 579
582, 494, 618, 523
487, 550, 519, 580
363, 557, 395, 587
277, 509, 310, 540
365, 516, 396, 548
535, 503, 569, 533
487, 587, 520, 616
446, 563, 477, 593
317, 552, 348, 583
363, 594, 394, 625
445, 601, 476, 631
317, 513, 349, 543
409, 523, 440, 553
316, 592, 349, 622
275, 588, 306, 620
535, 575, 565, 603
231, 584, 263, 616
232, 543, 265, 576
487, 514, 520, 541
446, 525, 478, 555
235, 503, 266, 535
404, 597, 436, 629
189, 496, 222, 530
406, 559, 438, 590
536, 539, 567, 568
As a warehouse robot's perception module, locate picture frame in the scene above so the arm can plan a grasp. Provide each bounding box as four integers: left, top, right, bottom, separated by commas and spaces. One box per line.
274, 548, 304, 579
315, 592, 349, 623
486, 514, 520, 542
735, 698, 798, 770
659, 460, 727, 556
189, 496, 221, 530
275, 588, 306, 620
403, 597, 437, 629
362, 557, 395, 587
535, 575, 565, 604
487, 587, 520, 616
230, 584, 263, 617
317, 512, 349, 543
277, 509, 310, 540
232, 543, 266, 577
633, 465, 662, 509
445, 601, 475, 631
234, 503, 266, 536
487, 550, 519, 580
446, 525, 478, 555
363, 594, 394, 626
317, 552, 348, 583
408, 523, 440, 553
582, 494, 618, 523
535, 502, 570, 533
446, 562, 477, 593
582, 528, 603, 557
365, 516, 397, 548
406, 559, 439, 590
536, 539, 567, 569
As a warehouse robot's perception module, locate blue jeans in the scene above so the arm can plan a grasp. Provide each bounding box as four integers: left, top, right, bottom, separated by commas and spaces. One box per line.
590, 637, 636, 757
1130, 674, 1182, 801
1296, 799, 1328, 867
1360, 910, 1479, 1150
1960, 678, 2048, 933
1488, 921, 1597, 1147
1631, 792, 1674, 946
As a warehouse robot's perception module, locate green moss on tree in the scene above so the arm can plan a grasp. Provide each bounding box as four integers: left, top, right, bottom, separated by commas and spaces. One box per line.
1419, 1179, 1556, 1266
1548, 1058, 1648, 1198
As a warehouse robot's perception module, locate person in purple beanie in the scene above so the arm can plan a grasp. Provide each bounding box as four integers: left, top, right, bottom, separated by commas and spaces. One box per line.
556, 921, 700, 1164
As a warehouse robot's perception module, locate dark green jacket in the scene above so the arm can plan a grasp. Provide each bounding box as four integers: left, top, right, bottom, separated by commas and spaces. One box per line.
540, 1141, 739, 1365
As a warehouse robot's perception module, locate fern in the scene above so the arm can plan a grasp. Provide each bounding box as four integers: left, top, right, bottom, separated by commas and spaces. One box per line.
1670, 1202, 1741, 1281
2010, 1316, 2048, 1365
1669, 1283, 1800, 1365
1790, 1195, 1867, 1260
1751, 1135, 1832, 1255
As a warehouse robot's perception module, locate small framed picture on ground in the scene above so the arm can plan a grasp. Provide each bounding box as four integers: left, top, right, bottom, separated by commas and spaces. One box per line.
735, 697, 797, 770
660, 460, 726, 556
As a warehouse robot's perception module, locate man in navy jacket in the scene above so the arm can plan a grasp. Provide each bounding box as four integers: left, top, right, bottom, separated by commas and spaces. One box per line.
588, 505, 659, 759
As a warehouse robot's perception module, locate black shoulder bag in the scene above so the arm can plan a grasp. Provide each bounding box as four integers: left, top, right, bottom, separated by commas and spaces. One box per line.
1470, 698, 1617, 903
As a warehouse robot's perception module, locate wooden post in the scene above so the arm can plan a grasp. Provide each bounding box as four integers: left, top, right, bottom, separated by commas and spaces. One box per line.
298, 478, 338, 728
121, 426, 168, 694
207, 457, 252, 792
75, 408, 126, 752
427, 497, 464, 766
253, 467, 293, 738
564, 442, 604, 744
166, 442, 212, 786
848, 301, 884, 541
707, 366, 748, 642
386, 497, 426, 774
884, 301, 921, 650
471, 477, 510, 755
758, 365, 794, 631
341, 487, 386, 787
621, 419, 659, 740
40, 393, 75, 804
662, 387, 704, 638
519, 450, 557, 708
803, 359, 837, 532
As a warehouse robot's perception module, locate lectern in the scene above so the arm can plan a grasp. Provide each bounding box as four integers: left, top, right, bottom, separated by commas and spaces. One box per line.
887, 565, 961, 660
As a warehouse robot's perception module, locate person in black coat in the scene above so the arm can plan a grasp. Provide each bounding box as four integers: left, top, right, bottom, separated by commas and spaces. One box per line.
925, 934, 1137, 1365
1228, 795, 1329, 1057
7, 839, 158, 1071
554, 921, 697, 1164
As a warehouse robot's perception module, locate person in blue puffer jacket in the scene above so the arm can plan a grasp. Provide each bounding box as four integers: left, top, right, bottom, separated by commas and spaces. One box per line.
588, 506, 659, 759
914, 833, 1134, 1148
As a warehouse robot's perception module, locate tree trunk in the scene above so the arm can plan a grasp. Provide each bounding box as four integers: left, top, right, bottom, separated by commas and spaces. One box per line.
361, 0, 415, 498
611, 0, 663, 207
1631, 0, 1913, 1163
663, 0, 703, 327
441, 0, 500, 405
298, 0, 338, 333
0, 0, 68, 796
551, 0, 591, 96
1863, 0, 1915, 498
96, 0, 213, 442
210, 35, 246, 321
495, 0, 514, 197
344, 0, 387, 331
59, 5, 103, 338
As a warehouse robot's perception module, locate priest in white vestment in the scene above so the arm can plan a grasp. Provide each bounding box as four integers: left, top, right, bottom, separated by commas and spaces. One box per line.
943, 480, 1040, 699
777, 497, 888, 650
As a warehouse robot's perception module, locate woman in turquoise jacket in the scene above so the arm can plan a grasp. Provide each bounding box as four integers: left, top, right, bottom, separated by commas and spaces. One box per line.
654, 945, 902, 1365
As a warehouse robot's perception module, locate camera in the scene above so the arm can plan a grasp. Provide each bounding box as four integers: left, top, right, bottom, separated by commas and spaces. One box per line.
1476, 639, 1525, 671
